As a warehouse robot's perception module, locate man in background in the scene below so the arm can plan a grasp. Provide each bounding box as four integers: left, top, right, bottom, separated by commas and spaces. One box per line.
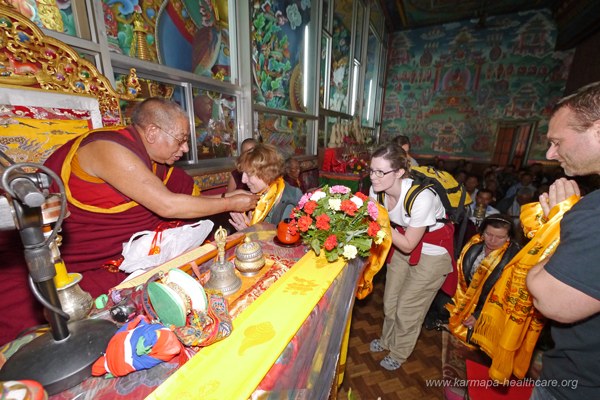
527, 82, 600, 399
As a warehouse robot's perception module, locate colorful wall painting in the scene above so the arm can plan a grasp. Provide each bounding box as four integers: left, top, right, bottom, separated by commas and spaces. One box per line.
328, 0, 352, 113
381, 9, 573, 163
102, 0, 231, 80
7, 0, 75, 35
193, 88, 237, 160
251, 0, 312, 112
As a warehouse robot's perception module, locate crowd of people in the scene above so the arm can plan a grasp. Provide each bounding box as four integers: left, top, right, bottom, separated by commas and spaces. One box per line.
3, 82, 600, 398
367, 82, 600, 399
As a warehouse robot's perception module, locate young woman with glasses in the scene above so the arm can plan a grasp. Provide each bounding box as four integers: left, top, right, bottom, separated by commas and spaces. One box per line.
367, 143, 454, 371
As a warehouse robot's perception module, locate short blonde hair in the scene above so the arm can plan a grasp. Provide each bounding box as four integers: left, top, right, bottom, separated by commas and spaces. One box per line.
237, 143, 284, 184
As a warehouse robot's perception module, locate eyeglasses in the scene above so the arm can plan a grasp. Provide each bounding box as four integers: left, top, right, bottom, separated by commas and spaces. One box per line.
154, 124, 188, 147
367, 168, 398, 178
482, 231, 509, 241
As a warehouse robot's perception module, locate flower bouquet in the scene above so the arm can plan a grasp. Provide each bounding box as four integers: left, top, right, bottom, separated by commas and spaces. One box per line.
346, 156, 368, 174
288, 185, 386, 262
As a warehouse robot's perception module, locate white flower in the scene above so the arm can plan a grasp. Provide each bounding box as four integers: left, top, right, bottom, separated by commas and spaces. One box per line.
375, 230, 386, 245
350, 195, 364, 208
343, 244, 358, 259
310, 191, 326, 201
328, 198, 341, 211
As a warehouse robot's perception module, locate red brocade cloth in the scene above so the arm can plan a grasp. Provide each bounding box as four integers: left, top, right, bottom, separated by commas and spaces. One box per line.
388, 223, 458, 296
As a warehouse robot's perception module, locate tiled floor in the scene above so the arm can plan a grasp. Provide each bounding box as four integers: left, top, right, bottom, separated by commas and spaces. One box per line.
337, 271, 444, 400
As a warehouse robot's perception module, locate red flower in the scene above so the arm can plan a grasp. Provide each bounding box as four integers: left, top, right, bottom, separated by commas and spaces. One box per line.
303, 201, 318, 215
324, 235, 338, 251
289, 208, 299, 218
297, 215, 313, 232
340, 199, 358, 216
355, 192, 368, 201
288, 219, 298, 236
367, 220, 381, 237
315, 214, 331, 230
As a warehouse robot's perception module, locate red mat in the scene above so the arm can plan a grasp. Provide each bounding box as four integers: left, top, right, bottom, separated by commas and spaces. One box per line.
466, 359, 534, 400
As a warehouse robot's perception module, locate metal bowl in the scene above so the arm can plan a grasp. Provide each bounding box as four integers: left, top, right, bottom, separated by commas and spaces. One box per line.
234, 237, 266, 276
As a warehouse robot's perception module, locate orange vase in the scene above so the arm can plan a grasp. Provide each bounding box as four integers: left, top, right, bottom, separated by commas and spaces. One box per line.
276, 218, 300, 244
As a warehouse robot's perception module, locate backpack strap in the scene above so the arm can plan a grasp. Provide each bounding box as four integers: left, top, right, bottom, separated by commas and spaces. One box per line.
403, 183, 435, 217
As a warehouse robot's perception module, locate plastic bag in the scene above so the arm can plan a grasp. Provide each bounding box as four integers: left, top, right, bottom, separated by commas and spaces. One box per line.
119, 220, 214, 273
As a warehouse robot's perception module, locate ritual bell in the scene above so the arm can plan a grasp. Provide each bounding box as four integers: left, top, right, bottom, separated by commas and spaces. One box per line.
204, 227, 241, 296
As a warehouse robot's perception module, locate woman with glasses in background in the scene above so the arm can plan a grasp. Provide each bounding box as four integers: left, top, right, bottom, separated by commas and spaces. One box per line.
367, 143, 454, 371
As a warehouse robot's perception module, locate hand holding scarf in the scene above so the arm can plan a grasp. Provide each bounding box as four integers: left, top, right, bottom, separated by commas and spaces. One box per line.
471, 195, 579, 381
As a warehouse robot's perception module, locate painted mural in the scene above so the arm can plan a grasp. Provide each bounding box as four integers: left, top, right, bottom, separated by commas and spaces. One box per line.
382, 9, 573, 162
7, 0, 75, 35
102, 0, 231, 80
328, 0, 352, 113
251, 0, 312, 112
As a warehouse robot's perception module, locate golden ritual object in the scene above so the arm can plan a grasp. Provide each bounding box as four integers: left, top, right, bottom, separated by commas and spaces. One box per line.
131, 12, 151, 61
234, 237, 266, 276
204, 227, 241, 296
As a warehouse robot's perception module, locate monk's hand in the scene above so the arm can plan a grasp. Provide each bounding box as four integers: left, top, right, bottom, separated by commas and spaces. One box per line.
228, 212, 251, 231
228, 193, 259, 212
541, 178, 580, 217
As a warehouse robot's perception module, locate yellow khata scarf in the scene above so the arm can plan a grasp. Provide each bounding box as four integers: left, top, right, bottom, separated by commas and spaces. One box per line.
356, 204, 392, 300
250, 176, 285, 225
447, 234, 511, 345
471, 195, 580, 381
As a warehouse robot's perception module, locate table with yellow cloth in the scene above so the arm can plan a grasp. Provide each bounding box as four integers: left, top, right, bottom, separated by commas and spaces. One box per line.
2, 224, 368, 399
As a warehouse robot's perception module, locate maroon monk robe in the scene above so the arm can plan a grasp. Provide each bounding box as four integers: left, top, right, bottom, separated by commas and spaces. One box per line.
0, 126, 195, 346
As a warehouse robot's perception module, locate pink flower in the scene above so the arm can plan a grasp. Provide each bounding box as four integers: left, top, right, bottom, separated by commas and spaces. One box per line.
367, 201, 378, 220
330, 185, 350, 195
298, 193, 311, 209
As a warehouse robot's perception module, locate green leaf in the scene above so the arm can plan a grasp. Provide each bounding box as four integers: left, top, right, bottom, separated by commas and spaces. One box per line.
351, 236, 373, 252
310, 238, 321, 256
326, 250, 339, 262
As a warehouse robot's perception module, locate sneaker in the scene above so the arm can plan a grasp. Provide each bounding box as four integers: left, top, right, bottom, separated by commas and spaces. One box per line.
380, 355, 401, 371
370, 338, 385, 353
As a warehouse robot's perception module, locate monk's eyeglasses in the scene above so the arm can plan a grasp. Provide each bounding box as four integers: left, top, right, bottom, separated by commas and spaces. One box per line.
153, 124, 189, 147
